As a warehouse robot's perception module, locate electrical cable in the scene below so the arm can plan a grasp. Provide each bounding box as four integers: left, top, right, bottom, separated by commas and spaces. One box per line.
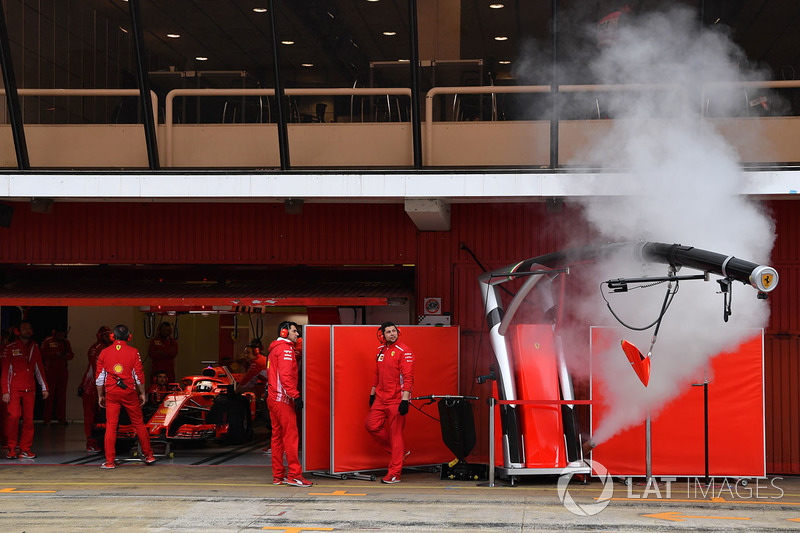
468, 281, 492, 398
600, 279, 679, 331
410, 400, 439, 423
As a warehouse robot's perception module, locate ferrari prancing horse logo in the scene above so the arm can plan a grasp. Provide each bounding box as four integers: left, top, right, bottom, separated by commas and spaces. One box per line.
762, 273, 774, 289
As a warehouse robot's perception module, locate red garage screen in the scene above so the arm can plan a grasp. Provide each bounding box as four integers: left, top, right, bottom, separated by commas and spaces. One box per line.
591, 327, 765, 477
303, 325, 332, 472
330, 325, 460, 474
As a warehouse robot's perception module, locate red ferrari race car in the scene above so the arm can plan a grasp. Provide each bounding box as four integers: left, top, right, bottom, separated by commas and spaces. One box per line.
146, 365, 256, 443
93, 365, 257, 449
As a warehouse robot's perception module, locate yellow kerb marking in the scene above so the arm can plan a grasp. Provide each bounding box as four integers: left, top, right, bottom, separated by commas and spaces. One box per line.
643, 511, 749, 522
0, 488, 57, 493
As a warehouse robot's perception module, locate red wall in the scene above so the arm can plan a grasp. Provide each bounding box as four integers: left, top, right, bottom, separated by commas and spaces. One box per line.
0, 198, 797, 472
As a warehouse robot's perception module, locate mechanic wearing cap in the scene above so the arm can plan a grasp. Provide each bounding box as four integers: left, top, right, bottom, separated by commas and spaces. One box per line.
365, 321, 414, 484
95, 324, 155, 469
2, 321, 48, 460
80, 325, 113, 452
267, 321, 312, 487
148, 322, 178, 383
40, 326, 74, 426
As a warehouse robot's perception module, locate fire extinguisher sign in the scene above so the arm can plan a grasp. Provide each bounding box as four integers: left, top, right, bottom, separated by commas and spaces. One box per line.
424, 297, 442, 315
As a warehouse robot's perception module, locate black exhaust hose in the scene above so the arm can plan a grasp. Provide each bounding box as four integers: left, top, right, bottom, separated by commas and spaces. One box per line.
639, 243, 761, 287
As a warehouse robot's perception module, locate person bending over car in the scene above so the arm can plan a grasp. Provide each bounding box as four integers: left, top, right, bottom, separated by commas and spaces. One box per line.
267, 322, 311, 487
95, 324, 155, 469
238, 342, 267, 397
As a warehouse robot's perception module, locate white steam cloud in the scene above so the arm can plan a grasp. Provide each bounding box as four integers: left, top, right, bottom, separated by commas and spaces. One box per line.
562, 7, 775, 444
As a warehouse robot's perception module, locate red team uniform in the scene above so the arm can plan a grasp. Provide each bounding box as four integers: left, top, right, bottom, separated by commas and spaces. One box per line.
238, 351, 268, 397
148, 335, 178, 383
40, 333, 74, 424
2, 339, 48, 457
365, 337, 414, 482
267, 333, 309, 486
95, 337, 154, 466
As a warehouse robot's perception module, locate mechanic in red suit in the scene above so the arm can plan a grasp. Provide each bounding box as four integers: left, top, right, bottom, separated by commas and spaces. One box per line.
95, 324, 155, 469
146, 371, 170, 405
267, 321, 312, 487
80, 325, 112, 452
148, 322, 178, 383
2, 321, 49, 459
365, 321, 414, 484
40, 326, 74, 426
0, 329, 10, 452
238, 342, 267, 397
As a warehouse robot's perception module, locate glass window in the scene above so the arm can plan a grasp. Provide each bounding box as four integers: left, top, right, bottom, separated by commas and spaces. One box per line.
0, 67, 16, 168
9, 0, 147, 168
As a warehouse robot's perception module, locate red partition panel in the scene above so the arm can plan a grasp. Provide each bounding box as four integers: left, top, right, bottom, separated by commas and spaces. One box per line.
592, 328, 764, 477
331, 325, 460, 474
590, 328, 648, 474
303, 325, 331, 471
708, 334, 765, 476
508, 324, 567, 468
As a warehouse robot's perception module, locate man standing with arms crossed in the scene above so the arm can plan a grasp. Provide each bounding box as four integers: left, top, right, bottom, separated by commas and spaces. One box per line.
267, 321, 311, 487
365, 322, 414, 484
95, 324, 155, 469
2, 321, 48, 459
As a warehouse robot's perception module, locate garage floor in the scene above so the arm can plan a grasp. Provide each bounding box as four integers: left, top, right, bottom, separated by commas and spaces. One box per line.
6, 421, 272, 467
2, 422, 800, 531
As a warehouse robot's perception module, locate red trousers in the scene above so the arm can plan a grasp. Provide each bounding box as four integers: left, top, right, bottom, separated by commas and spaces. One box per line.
5, 390, 36, 452
82, 390, 99, 447
268, 398, 302, 479
0, 399, 7, 447
104, 388, 153, 463
365, 399, 406, 478
43, 368, 68, 423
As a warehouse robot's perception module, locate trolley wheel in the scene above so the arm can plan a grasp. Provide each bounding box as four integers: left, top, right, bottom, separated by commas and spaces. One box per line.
621, 477, 632, 487
740, 478, 749, 487
341, 474, 348, 480
370, 475, 376, 482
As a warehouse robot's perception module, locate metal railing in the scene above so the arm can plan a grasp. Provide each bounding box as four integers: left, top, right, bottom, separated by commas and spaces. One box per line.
701, 79, 800, 117
425, 85, 551, 166
424, 83, 690, 165
164, 87, 412, 166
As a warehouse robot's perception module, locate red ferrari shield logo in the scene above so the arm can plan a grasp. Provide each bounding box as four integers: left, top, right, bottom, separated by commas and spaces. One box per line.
761, 273, 773, 290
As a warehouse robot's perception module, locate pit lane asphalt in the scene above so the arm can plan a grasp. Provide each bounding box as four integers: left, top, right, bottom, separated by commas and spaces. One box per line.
3, 464, 800, 531
3, 423, 800, 531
